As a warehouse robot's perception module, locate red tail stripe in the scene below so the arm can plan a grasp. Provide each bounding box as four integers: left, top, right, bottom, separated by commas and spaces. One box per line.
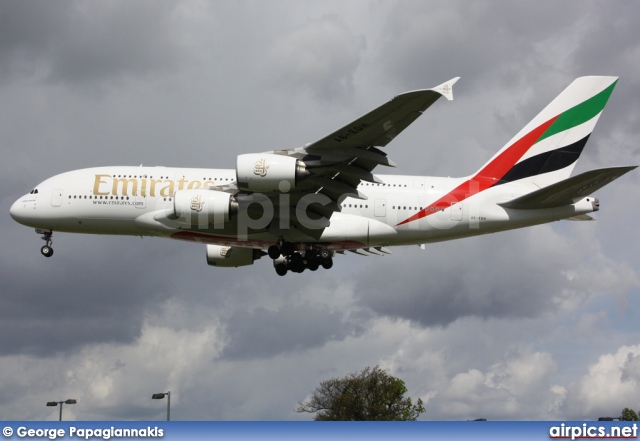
396, 115, 558, 226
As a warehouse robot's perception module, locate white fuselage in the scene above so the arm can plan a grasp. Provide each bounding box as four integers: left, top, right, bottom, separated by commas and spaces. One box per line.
10, 166, 598, 251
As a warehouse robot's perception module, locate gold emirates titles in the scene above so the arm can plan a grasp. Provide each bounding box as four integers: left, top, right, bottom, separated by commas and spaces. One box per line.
93, 174, 217, 198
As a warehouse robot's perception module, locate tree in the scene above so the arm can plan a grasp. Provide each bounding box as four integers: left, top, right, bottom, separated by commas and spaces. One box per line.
296, 366, 425, 421
621, 408, 639, 421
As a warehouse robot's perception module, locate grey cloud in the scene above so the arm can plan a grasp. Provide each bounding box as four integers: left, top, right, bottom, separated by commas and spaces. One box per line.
261, 14, 365, 101
222, 303, 368, 360
355, 227, 618, 327
0, 0, 188, 86
572, 2, 640, 82
377, 1, 615, 91
0, 236, 172, 356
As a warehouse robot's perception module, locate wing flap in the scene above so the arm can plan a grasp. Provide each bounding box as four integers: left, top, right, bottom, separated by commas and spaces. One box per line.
348, 247, 392, 256
321, 163, 383, 184
306, 146, 398, 167
314, 177, 367, 200
498, 166, 636, 209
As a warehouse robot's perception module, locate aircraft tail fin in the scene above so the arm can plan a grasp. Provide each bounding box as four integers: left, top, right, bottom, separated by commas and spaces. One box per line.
498, 166, 636, 209
476, 76, 619, 188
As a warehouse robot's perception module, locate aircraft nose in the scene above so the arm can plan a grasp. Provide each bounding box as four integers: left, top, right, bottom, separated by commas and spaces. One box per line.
10, 195, 35, 225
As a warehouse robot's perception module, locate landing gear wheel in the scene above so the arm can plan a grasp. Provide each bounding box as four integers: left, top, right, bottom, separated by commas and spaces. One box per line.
275, 263, 288, 276
268, 245, 281, 260
281, 242, 295, 256
305, 249, 318, 265
41, 245, 54, 257
307, 261, 319, 271
319, 249, 331, 260
289, 253, 305, 273
321, 257, 333, 269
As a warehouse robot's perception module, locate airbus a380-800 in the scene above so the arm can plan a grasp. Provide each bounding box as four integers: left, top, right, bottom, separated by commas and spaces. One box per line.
10, 76, 636, 276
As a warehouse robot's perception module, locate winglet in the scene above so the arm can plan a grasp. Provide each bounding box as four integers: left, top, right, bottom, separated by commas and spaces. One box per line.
431, 77, 460, 101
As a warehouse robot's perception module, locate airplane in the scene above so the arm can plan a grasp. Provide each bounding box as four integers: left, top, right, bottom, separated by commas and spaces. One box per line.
10, 76, 636, 276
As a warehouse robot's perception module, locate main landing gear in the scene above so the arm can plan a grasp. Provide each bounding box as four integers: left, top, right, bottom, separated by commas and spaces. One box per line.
37, 229, 54, 257
268, 242, 333, 276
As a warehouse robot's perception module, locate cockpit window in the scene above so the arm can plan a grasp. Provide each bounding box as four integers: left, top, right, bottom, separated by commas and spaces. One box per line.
29, 189, 38, 194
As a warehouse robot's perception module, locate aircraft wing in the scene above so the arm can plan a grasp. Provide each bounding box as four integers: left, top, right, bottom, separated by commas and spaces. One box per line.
254, 77, 460, 230
498, 166, 637, 209
303, 77, 459, 152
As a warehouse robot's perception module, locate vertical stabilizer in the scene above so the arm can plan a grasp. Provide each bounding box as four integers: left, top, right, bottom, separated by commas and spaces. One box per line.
477, 76, 618, 188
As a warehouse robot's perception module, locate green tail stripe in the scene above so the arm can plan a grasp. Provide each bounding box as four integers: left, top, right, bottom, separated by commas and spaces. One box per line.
537, 80, 617, 144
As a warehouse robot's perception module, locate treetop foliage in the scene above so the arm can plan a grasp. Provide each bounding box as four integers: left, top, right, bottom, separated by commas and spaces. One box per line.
296, 365, 425, 421
621, 408, 639, 421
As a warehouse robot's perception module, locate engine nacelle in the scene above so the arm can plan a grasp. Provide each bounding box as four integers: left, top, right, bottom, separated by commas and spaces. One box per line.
206, 245, 264, 267
173, 189, 237, 226
236, 153, 308, 191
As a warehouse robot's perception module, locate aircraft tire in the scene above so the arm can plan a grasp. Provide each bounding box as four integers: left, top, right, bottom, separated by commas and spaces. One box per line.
41, 246, 54, 257
289, 253, 305, 272
305, 250, 319, 265
268, 245, 281, 259
275, 263, 288, 276
281, 242, 295, 256
321, 257, 333, 269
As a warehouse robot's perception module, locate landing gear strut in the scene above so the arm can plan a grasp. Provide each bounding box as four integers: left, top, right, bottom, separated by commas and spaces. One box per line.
38, 229, 54, 257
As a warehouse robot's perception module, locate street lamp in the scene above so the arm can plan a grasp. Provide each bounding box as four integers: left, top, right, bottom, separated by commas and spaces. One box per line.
46, 399, 77, 421
151, 391, 170, 421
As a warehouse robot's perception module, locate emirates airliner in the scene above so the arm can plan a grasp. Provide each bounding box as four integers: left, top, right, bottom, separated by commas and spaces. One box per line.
10, 76, 635, 276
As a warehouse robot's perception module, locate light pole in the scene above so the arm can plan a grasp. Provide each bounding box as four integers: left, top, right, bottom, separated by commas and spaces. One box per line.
46, 399, 77, 421
151, 391, 170, 421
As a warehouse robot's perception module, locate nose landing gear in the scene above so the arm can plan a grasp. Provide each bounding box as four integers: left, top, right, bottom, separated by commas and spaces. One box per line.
37, 229, 54, 257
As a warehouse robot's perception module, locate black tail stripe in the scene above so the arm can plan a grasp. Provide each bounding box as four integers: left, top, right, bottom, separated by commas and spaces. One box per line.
494, 135, 590, 185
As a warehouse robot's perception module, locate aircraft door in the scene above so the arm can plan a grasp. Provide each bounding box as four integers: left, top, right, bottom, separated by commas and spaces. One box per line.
450, 202, 462, 221
51, 189, 63, 207
374, 199, 386, 217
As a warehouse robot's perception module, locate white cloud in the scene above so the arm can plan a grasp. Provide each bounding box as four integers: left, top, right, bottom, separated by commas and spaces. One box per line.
563, 345, 640, 419
436, 350, 558, 419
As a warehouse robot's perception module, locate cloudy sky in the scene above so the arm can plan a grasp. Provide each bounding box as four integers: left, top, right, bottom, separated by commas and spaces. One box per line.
2, 0, 640, 421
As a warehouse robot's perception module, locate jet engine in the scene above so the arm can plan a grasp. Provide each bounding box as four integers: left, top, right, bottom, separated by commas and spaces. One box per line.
173, 189, 237, 226
206, 244, 265, 267
236, 153, 308, 191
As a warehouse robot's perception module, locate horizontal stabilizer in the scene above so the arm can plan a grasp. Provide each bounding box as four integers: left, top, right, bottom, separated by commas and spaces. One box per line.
499, 166, 636, 209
